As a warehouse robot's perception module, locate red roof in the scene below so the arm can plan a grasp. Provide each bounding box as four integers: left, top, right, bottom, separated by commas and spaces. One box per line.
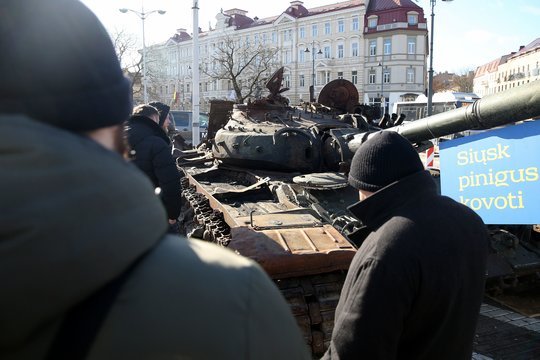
364, 0, 426, 34
367, 0, 422, 12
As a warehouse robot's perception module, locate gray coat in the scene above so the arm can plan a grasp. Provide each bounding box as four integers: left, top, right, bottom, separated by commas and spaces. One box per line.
0, 115, 310, 360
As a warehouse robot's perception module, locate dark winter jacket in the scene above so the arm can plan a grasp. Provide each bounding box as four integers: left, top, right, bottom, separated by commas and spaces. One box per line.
126, 115, 181, 220
324, 170, 488, 360
0, 115, 310, 360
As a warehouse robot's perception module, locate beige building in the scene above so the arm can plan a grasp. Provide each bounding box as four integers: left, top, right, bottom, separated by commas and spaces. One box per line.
146, 0, 427, 114
474, 38, 540, 97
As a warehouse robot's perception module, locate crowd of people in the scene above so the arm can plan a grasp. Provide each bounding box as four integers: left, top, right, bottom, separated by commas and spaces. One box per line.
1, 0, 489, 359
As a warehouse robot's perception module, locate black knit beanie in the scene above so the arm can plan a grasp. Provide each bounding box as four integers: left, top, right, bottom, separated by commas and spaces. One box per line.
148, 102, 171, 127
0, 0, 132, 132
348, 131, 424, 192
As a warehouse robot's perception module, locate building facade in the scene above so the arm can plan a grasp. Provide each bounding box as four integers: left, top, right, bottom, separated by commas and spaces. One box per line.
474, 38, 540, 98
146, 0, 427, 114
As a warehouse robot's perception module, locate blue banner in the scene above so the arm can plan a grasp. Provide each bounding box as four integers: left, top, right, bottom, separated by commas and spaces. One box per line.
439, 120, 540, 224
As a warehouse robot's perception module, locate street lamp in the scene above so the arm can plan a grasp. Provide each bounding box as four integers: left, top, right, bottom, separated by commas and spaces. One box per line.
378, 58, 386, 116
304, 42, 322, 102
427, 0, 452, 116
119, 6, 166, 104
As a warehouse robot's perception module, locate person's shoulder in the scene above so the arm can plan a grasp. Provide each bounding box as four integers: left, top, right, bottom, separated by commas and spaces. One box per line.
140, 235, 263, 282
183, 236, 254, 266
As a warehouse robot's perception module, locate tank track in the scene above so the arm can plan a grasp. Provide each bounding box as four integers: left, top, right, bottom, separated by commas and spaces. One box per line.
181, 178, 231, 246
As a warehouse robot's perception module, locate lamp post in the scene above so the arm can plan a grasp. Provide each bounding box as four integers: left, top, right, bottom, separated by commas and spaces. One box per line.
427, 0, 452, 116
378, 55, 385, 116
304, 41, 322, 102
119, 6, 166, 104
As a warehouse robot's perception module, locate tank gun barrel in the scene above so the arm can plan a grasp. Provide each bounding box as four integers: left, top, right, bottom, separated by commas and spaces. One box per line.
344, 80, 540, 155
394, 79, 540, 143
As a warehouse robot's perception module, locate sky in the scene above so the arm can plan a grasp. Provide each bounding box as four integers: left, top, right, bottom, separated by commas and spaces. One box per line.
81, 0, 539, 74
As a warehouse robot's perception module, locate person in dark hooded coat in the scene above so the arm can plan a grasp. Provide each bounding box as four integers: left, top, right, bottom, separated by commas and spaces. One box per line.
0, 1, 310, 359
323, 131, 488, 360
149, 101, 173, 134
126, 104, 182, 228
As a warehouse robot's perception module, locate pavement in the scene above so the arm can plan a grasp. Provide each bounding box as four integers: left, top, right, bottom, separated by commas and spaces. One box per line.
473, 301, 540, 359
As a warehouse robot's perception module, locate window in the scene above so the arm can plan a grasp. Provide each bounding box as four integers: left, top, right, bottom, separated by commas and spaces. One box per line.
408, 13, 418, 25
407, 37, 416, 54
325, 72, 331, 84
299, 49, 305, 62
324, 45, 331, 59
283, 30, 292, 41
337, 44, 344, 58
352, 70, 358, 85
245, 35, 250, 46
337, 71, 344, 79
284, 74, 290, 88
369, 40, 377, 56
300, 74, 305, 87
383, 38, 391, 55
368, 70, 376, 84
352, 42, 359, 57
407, 68, 415, 83
254, 34, 259, 46
352, 17, 359, 31
324, 22, 331, 35
368, 16, 378, 29
338, 20, 344, 33
262, 33, 267, 44
299, 27, 305, 39
383, 68, 390, 84
284, 50, 291, 64
312, 24, 318, 37
272, 31, 277, 43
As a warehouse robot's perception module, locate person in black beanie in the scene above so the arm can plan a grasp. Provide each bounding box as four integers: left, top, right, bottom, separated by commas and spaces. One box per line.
323, 131, 488, 360
0, 1, 310, 359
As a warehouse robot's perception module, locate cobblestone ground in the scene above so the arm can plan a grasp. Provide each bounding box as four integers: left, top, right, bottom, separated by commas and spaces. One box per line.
473, 302, 540, 359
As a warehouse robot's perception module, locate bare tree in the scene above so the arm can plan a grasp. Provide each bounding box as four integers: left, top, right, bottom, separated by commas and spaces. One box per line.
110, 29, 143, 103
111, 29, 169, 105
452, 70, 475, 93
145, 48, 171, 104
202, 36, 280, 103
432, 75, 449, 93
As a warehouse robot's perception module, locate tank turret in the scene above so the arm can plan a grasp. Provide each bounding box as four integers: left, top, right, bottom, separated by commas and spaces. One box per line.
211, 69, 540, 174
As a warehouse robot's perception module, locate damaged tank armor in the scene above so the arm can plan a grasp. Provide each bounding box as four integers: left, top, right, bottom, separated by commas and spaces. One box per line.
176, 68, 540, 357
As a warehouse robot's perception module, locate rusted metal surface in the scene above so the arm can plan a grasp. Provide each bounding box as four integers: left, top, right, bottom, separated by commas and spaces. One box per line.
318, 79, 360, 113
229, 226, 355, 279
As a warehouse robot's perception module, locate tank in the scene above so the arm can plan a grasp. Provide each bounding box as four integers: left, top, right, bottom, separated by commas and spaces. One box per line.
176, 68, 540, 357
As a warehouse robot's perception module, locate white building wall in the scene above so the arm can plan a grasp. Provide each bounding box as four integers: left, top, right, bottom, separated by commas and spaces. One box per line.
147, 1, 426, 113
474, 43, 540, 98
